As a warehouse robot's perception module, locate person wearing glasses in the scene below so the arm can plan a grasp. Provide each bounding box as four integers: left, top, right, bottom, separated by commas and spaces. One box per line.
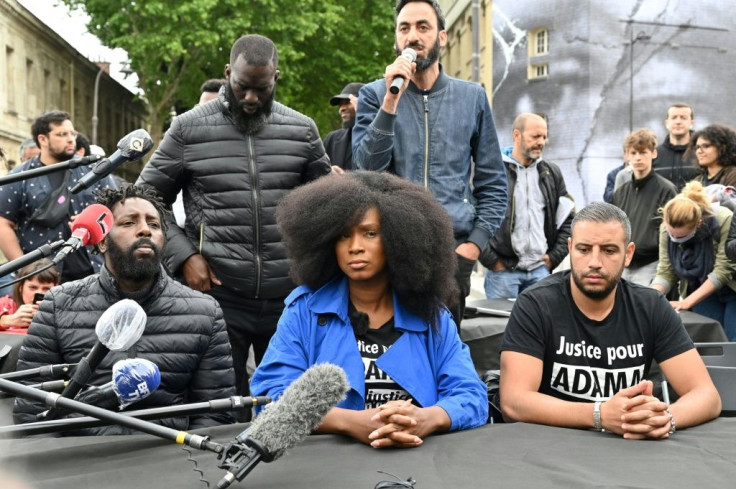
0, 111, 117, 283
687, 123, 736, 188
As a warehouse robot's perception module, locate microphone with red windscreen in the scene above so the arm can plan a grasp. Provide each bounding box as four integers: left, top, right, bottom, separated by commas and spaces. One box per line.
52, 203, 114, 264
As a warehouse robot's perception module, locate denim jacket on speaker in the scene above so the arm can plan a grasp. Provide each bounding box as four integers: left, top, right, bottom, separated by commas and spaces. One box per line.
352, 68, 507, 251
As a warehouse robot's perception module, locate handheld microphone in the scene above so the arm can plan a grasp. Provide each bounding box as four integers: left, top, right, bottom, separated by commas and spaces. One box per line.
389, 48, 417, 94
52, 204, 113, 264
37, 299, 147, 421
70, 129, 154, 193
216, 363, 349, 489
74, 358, 161, 410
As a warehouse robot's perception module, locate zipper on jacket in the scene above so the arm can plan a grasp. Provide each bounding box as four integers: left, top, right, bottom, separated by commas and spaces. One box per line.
423, 94, 430, 189
248, 136, 263, 298
199, 223, 204, 253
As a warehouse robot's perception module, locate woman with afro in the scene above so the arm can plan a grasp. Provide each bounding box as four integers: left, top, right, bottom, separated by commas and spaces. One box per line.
250, 171, 488, 448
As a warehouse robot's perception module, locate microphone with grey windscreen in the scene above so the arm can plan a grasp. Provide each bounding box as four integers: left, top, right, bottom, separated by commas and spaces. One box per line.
216, 363, 349, 488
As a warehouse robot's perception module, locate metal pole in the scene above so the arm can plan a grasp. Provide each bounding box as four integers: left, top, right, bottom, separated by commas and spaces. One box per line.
629, 28, 634, 133
471, 0, 480, 83
92, 68, 103, 145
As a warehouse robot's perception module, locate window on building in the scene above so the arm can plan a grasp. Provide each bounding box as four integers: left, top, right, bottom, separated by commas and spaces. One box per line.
528, 27, 549, 81
43, 70, 51, 110
6, 46, 16, 113
528, 62, 549, 80
26, 58, 35, 116
536, 29, 548, 55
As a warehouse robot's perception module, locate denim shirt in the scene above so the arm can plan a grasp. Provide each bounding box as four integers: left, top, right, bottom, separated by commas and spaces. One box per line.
353, 68, 508, 250
0, 156, 116, 273
250, 275, 489, 431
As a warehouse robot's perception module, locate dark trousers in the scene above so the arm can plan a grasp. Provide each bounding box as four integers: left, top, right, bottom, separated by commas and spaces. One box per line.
217, 297, 285, 421
451, 254, 476, 333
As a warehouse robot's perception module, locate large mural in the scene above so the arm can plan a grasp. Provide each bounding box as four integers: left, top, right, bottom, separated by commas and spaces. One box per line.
491, 0, 733, 204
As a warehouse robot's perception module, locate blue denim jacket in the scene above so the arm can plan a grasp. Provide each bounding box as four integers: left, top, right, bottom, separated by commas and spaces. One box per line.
250, 276, 489, 431
353, 69, 507, 250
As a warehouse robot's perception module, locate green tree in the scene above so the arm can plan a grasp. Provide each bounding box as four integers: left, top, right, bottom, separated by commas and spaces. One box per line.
62, 0, 396, 146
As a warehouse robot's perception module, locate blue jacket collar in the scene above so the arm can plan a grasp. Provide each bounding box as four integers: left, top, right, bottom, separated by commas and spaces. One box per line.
287, 275, 429, 333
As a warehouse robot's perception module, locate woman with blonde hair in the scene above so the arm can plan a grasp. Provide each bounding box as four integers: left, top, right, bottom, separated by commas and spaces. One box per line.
651, 181, 736, 340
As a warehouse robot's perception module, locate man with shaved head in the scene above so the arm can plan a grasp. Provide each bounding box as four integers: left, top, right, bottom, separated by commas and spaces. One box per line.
480, 113, 573, 298
137, 34, 330, 420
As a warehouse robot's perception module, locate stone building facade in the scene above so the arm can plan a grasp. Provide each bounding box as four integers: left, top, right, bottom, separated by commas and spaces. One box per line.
0, 0, 145, 178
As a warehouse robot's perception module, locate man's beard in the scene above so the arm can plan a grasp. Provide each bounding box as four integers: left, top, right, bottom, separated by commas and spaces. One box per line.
50, 147, 75, 162
571, 264, 623, 300
224, 83, 274, 135
397, 35, 441, 73
106, 237, 162, 284
342, 117, 356, 130
522, 142, 543, 162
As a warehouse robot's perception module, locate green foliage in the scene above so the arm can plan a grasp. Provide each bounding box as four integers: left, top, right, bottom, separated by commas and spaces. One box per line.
61, 0, 396, 141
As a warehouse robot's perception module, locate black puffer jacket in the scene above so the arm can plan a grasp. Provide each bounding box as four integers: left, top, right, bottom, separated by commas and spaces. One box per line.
137, 96, 331, 300
13, 266, 236, 434
654, 135, 699, 190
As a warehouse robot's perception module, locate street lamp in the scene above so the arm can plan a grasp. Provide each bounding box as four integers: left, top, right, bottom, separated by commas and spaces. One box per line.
628, 30, 650, 133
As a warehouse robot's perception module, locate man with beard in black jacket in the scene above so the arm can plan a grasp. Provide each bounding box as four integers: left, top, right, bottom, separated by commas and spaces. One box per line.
136, 34, 331, 420
13, 185, 236, 434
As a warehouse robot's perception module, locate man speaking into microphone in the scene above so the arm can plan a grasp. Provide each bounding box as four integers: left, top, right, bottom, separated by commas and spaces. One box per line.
353, 0, 508, 327
0, 111, 117, 283
14, 185, 236, 434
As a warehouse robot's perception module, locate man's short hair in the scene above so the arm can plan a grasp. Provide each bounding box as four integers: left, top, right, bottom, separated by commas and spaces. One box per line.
666, 103, 694, 120
18, 138, 38, 160
395, 0, 446, 30
571, 202, 631, 244
95, 184, 169, 236
623, 128, 657, 153
200, 78, 227, 94
31, 111, 71, 147
229, 34, 278, 68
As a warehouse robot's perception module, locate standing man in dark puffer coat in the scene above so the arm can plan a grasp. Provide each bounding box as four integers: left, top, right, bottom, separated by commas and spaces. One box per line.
14, 185, 236, 433
136, 34, 331, 419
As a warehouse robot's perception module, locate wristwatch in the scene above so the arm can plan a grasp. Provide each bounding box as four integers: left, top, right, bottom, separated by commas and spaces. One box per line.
593, 401, 604, 432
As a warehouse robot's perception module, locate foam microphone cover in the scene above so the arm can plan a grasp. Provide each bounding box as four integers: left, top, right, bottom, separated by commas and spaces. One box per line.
246, 363, 349, 460
112, 358, 161, 408
71, 204, 114, 245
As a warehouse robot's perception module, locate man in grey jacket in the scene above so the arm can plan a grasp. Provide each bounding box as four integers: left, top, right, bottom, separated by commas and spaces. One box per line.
479, 113, 573, 299
136, 35, 330, 417
14, 185, 235, 433
353, 0, 507, 326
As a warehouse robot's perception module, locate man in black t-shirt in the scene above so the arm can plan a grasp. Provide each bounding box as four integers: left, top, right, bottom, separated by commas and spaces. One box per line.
500, 202, 721, 439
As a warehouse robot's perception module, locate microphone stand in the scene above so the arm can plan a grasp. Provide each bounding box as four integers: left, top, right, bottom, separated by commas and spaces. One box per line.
0, 379, 67, 399
0, 377, 224, 453
0, 396, 271, 438
0, 240, 65, 280
0, 156, 101, 186
0, 362, 77, 381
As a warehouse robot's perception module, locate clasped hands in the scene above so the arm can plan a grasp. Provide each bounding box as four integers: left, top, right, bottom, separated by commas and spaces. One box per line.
360, 399, 447, 449
599, 380, 672, 440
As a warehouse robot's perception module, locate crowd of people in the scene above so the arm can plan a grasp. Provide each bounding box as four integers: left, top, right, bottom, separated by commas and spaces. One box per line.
0, 0, 728, 450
